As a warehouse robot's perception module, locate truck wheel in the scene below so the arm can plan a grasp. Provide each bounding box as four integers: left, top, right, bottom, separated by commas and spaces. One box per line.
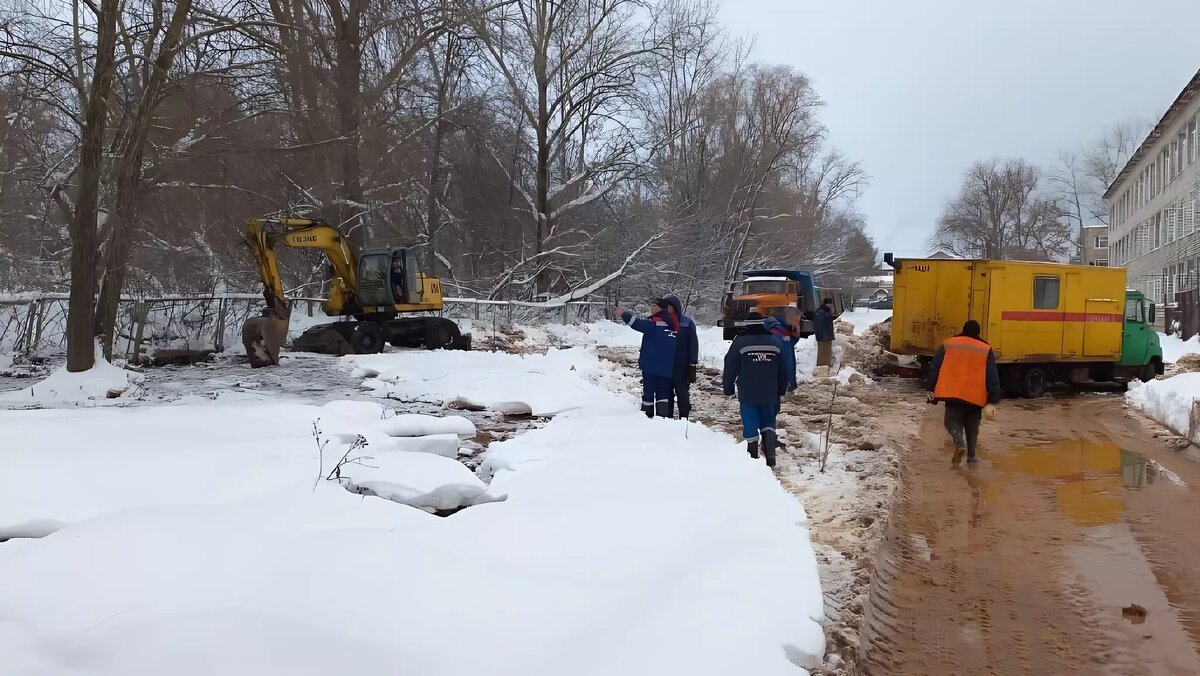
350, 322, 384, 354
1140, 361, 1158, 383
1021, 367, 1047, 398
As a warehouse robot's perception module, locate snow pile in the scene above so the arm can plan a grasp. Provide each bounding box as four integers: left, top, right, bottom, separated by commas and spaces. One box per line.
380, 413, 476, 438
0, 346, 827, 675
1127, 374, 1200, 440
1158, 332, 1200, 364
838, 308, 892, 336
338, 451, 500, 512
0, 343, 141, 408
836, 366, 873, 386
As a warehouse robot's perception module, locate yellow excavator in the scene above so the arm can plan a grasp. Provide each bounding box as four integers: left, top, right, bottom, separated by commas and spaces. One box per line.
240, 217, 468, 368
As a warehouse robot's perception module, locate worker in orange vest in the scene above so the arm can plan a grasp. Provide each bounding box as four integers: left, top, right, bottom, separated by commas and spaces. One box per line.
927, 320, 1001, 467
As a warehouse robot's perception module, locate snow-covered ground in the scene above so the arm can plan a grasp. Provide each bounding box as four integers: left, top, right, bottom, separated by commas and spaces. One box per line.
1, 322, 828, 675
1158, 332, 1200, 364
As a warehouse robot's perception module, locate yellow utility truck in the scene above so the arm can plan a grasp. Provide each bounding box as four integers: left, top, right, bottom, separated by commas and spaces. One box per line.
885, 255, 1163, 397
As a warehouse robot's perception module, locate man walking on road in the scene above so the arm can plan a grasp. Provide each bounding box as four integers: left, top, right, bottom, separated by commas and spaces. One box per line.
814, 298, 836, 368
723, 310, 789, 468
928, 320, 1001, 467
616, 299, 679, 418
663, 294, 699, 419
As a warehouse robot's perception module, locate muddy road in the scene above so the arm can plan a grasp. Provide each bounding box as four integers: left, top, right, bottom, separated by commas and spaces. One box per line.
860, 393, 1200, 676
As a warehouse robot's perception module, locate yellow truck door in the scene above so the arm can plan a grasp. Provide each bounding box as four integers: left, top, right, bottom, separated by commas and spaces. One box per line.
999, 267, 1065, 361
1063, 272, 1084, 357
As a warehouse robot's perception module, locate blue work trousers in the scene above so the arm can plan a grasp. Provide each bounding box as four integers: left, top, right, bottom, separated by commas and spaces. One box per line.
739, 402, 778, 440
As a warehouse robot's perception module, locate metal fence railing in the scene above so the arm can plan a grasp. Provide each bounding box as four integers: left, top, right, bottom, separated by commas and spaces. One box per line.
0, 293, 610, 360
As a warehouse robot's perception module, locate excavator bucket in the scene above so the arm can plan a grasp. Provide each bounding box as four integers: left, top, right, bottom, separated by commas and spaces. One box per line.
242, 306, 290, 368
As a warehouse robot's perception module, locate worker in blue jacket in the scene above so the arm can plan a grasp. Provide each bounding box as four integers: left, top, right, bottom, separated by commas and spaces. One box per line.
763, 308, 801, 393
663, 294, 699, 419
723, 310, 788, 467
616, 299, 680, 418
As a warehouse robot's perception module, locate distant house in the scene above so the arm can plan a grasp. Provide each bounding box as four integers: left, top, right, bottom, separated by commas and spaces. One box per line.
927, 248, 957, 259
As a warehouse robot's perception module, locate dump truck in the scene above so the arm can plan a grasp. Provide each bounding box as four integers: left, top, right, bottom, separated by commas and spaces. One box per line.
885, 254, 1163, 397
717, 269, 848, 340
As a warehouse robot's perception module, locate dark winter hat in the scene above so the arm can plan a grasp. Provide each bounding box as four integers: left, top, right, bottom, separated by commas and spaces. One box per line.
649, 297, 668, 310
822, 297, 834, 305
745, 309, 765, 322
961, 320, 982, 338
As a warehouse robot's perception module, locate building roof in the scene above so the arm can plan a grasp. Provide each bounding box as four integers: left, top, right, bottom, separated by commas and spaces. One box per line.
1104, 68, 1200, 199
1080, 225, 1108, 231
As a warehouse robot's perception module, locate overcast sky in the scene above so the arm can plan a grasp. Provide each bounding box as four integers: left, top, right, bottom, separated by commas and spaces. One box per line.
716, 0, 1200, 260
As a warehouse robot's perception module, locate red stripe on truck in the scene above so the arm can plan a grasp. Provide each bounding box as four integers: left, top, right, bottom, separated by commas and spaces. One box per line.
1000, 311, 1123, 323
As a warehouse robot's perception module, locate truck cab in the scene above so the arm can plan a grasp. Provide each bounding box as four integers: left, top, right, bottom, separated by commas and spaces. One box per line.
718, 269, 846, 340
1120, 290, 1164, 379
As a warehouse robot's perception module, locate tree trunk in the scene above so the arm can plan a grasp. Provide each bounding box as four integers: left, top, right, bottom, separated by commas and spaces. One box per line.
332, 3, 367, 252
94, 0, 195, 358
424, 113, 447, 273
65, 0, 120, 372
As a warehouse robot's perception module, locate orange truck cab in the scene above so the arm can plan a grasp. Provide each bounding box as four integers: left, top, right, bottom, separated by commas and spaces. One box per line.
718, 269, 846, 340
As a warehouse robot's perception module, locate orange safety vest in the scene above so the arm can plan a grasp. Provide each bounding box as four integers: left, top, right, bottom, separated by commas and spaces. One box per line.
933, 336, 990, 407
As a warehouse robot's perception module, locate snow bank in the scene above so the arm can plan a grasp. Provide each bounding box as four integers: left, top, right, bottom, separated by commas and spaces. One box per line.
1, 345, 827, 675
338, 451, 499, 511
839, 308, 892, 336
1127, 374, 1200, 439
0, 344, 141, 408
1158, 332, 1200, 364
375, 433, 463, 457
380, 413, 476, 438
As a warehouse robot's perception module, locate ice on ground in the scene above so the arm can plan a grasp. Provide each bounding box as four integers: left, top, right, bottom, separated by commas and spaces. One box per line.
1158, 332, 1200, 364
1126, 373, 1200, 439
348, 346, 630, 417
0, 343, 142, 408
838, 308, 892, 336
380, 413, 476, 438
338, 451, 499, 511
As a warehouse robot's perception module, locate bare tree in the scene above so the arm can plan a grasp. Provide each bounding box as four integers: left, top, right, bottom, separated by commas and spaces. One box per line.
934, 159, 1070, 261
471, 0, 664, 295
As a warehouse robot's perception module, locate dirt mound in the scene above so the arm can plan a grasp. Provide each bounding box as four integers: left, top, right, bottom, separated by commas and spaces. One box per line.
842, 319, 893, 376
1173, 353, 1200, 372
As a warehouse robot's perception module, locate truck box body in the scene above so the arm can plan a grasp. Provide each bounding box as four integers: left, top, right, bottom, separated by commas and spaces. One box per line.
891, 259, 1127, 363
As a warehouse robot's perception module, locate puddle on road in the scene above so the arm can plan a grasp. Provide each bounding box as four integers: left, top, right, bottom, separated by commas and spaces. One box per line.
992, 439, 1183, 526
980, 438, 1200, 672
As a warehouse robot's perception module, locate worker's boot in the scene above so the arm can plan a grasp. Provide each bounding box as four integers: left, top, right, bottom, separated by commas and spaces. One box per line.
641, 402, 654, 419
655, 400, 672, 419
747, 438, 760, 459
762, 429, 778, 468
951, 445, 966, 468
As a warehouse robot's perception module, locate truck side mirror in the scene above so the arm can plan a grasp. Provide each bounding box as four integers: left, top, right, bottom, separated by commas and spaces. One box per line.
1149, 303, 1157, 324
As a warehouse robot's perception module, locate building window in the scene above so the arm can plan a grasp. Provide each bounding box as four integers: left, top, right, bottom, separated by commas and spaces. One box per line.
1096, 259, 1109, 267
1096, 236, 1108, 248
1034, 276, 1060, 309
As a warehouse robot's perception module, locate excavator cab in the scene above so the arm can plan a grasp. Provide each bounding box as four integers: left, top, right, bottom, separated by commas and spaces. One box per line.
356, 248, 421, 309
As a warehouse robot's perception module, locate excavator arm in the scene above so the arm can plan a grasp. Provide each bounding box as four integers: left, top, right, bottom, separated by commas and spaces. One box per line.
242, 218, 360, 367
